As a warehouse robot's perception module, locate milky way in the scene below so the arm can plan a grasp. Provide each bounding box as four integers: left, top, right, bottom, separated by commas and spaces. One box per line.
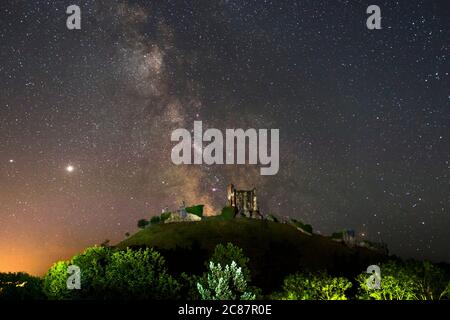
0, 0, 449, 274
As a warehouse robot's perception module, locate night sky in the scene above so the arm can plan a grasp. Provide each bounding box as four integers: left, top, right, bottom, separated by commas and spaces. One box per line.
0, 0, 449, 275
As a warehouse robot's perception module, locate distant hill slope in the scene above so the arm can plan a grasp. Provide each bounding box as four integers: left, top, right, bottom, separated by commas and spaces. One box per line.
118, 218, 387, 293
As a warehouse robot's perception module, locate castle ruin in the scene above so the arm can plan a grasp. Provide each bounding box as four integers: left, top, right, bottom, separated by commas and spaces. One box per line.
227, 183, 263, 219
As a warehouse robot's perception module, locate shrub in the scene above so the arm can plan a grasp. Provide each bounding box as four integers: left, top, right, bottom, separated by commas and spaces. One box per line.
411, 260, 449, 300
355, 260, 442, 300
441, 281, 450, 300
150, 215, 161, 224
302, 224, 313, 234
43, 246, 180, 300
266, 214, 279, 222
104, 247, 180, 299
209, 243, 251, 281
186, 205, 204, 217
43, 261, 73, 300
160, 212, 171, 222
43, 246, 112, 299
331, 232, 343, 239
70, 246, 111, 299
274, 272, 352, 300
178, 273, 204, 300
290, 219, 313, 234
137, 219, 149, 229
0, 272, 46, 300
197, 261, 255, 300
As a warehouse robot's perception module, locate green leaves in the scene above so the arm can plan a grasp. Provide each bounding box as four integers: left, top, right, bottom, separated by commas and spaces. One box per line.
356, 260, 449, 300
29, 242, 450, 300
274, 272, 352, 300
43, 261, 73, 300
0, 272, 46, 300
208, 242, 251, 282
186, 204, 204, 217
104, 247, 179, 299
43, 246, 180, 300
137, 219, 149, 229
197, 261, 256, 300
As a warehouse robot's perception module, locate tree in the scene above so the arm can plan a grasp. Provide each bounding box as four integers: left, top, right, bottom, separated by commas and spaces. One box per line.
43, 246, 181, 300
197, 261, 255, 300
209, 243, 251, 281
137, 219, 149, 229
0, 272, 46, 300
160, 212, 171, 222
103, 247, 180, 299
274, 272, 351, 300
356, 260, 433, 300
70, 246, 111, 299
43, 246, 112, 300
411, 260, 449, 300
440, 281, 450, 300
43, 261, 73, 300
178, 273, 203, 300
150, 215, 161, 224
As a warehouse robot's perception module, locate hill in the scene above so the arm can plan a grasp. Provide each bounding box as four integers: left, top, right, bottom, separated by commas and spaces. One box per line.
118, 218, 387, 293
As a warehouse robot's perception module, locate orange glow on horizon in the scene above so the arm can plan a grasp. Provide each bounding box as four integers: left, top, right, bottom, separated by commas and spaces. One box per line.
0, 240, 91, 276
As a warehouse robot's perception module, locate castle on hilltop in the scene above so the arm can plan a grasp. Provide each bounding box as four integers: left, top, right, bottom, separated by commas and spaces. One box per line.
227, 183, 263, 219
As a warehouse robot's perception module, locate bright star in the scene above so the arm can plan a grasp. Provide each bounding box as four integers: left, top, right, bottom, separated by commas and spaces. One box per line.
66, 165, 75, 173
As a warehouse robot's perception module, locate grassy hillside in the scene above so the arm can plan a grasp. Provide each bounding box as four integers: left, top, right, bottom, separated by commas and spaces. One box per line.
118, 218, 387, 293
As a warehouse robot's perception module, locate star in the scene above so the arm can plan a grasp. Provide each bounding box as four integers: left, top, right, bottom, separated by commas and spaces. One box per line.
66, 165, 75, 173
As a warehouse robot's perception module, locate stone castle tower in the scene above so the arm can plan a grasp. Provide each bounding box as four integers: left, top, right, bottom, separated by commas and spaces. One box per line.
227, 183, 263, 219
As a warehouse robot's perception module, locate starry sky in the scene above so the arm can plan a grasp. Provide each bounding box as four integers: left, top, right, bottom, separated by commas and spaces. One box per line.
0, 0, 449, 275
